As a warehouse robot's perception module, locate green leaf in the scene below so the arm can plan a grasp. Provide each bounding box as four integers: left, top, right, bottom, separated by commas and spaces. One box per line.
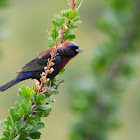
15, 121, 20, 133
25, 124, 34, 132
21, 86, 27, 98
26, 87, 31, 98
71, 9, 78, 19
29, 131, 41, 139
43, 109, 51, 117
59, 11, 64, 17
51, 27, 59, 38
63, 10, 69, 17
48, 39, 55, 48
36, 94, 45, 105
29, 120, 36, 127
18, 91, 25, 99
10, 108, 15, 118
37, 105, 51, 111
14, 113, 21, 121
3, 120, 9, 126
30, 90, 35, 101
52, 19, 60, 27
0, 137, 8, 140
2, 131, 10, 139
18, 108, 24, 118
68, 10, 73, 19
15, 101, 21, 109
9, 132, 14, 140
11, 118, 15, 128
27, 100, 32, 112
18, 122, 26, 133
51, 32, 54, 38
30, 122, 44, 133
42, 98, 54, 104
60, 17, 65, 25
58, 68, 65, 75
6, 116, 12, 126
73, 17, 80, 22
25, 113, 29, 121
0, 121, 7, 129
69, 3, 72, 10
71, 25, 79, 29
22, 103, 27, 112
18, 134, 26, 140
65, 34, 75, 40
8, 126, 14, 132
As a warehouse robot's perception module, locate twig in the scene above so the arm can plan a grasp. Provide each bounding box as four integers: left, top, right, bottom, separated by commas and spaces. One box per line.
37, 47, 58, 93
72, 0, 75, 10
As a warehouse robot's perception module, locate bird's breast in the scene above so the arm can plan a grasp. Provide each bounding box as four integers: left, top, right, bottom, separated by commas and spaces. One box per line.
47, 56, 71, 78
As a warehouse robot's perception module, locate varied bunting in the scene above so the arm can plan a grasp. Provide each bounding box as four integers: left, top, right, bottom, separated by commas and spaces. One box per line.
0, 41, 82, 92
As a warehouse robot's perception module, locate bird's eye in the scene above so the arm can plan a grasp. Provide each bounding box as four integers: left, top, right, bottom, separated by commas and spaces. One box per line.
70, 46, 78, 50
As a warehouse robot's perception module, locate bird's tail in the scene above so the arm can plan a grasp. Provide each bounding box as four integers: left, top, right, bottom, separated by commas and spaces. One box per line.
0, 77, 21, 92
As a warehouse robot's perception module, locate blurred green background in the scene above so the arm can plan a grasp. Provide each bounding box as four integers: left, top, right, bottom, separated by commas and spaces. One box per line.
0, 0, 140, 140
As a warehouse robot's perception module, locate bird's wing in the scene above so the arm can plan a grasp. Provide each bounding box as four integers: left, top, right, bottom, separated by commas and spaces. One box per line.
17, 48, 61, 74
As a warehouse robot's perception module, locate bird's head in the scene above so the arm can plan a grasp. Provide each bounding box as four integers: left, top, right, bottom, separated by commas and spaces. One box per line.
58, 41, 83, 57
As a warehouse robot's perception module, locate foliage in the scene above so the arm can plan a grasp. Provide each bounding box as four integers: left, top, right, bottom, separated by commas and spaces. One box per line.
46, 0, 82, 47
70, 0, 140, 140
0, 86, 54, 140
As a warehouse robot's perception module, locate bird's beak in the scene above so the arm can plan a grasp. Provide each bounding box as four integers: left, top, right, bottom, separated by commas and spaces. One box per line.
76, 48, 83, 53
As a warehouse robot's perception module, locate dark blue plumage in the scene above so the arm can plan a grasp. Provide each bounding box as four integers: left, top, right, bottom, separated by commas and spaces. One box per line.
0, 41, 82, 92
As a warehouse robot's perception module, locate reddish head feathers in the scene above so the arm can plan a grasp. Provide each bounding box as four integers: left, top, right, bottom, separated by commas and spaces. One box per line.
61, 41, 71, 46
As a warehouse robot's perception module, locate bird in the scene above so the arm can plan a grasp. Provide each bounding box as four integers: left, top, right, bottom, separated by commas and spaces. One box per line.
0, 41, 82, 92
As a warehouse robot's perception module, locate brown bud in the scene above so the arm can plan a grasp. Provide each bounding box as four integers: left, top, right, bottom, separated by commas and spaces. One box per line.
41, 72, 46, 77
64, 26, 68, 30
50, 67, 54, 73
34, 79, 40, 85
44, 67, 47, 71
48, 67, 54, 74
51, 62, 55, 66
46, 78, 50, 82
